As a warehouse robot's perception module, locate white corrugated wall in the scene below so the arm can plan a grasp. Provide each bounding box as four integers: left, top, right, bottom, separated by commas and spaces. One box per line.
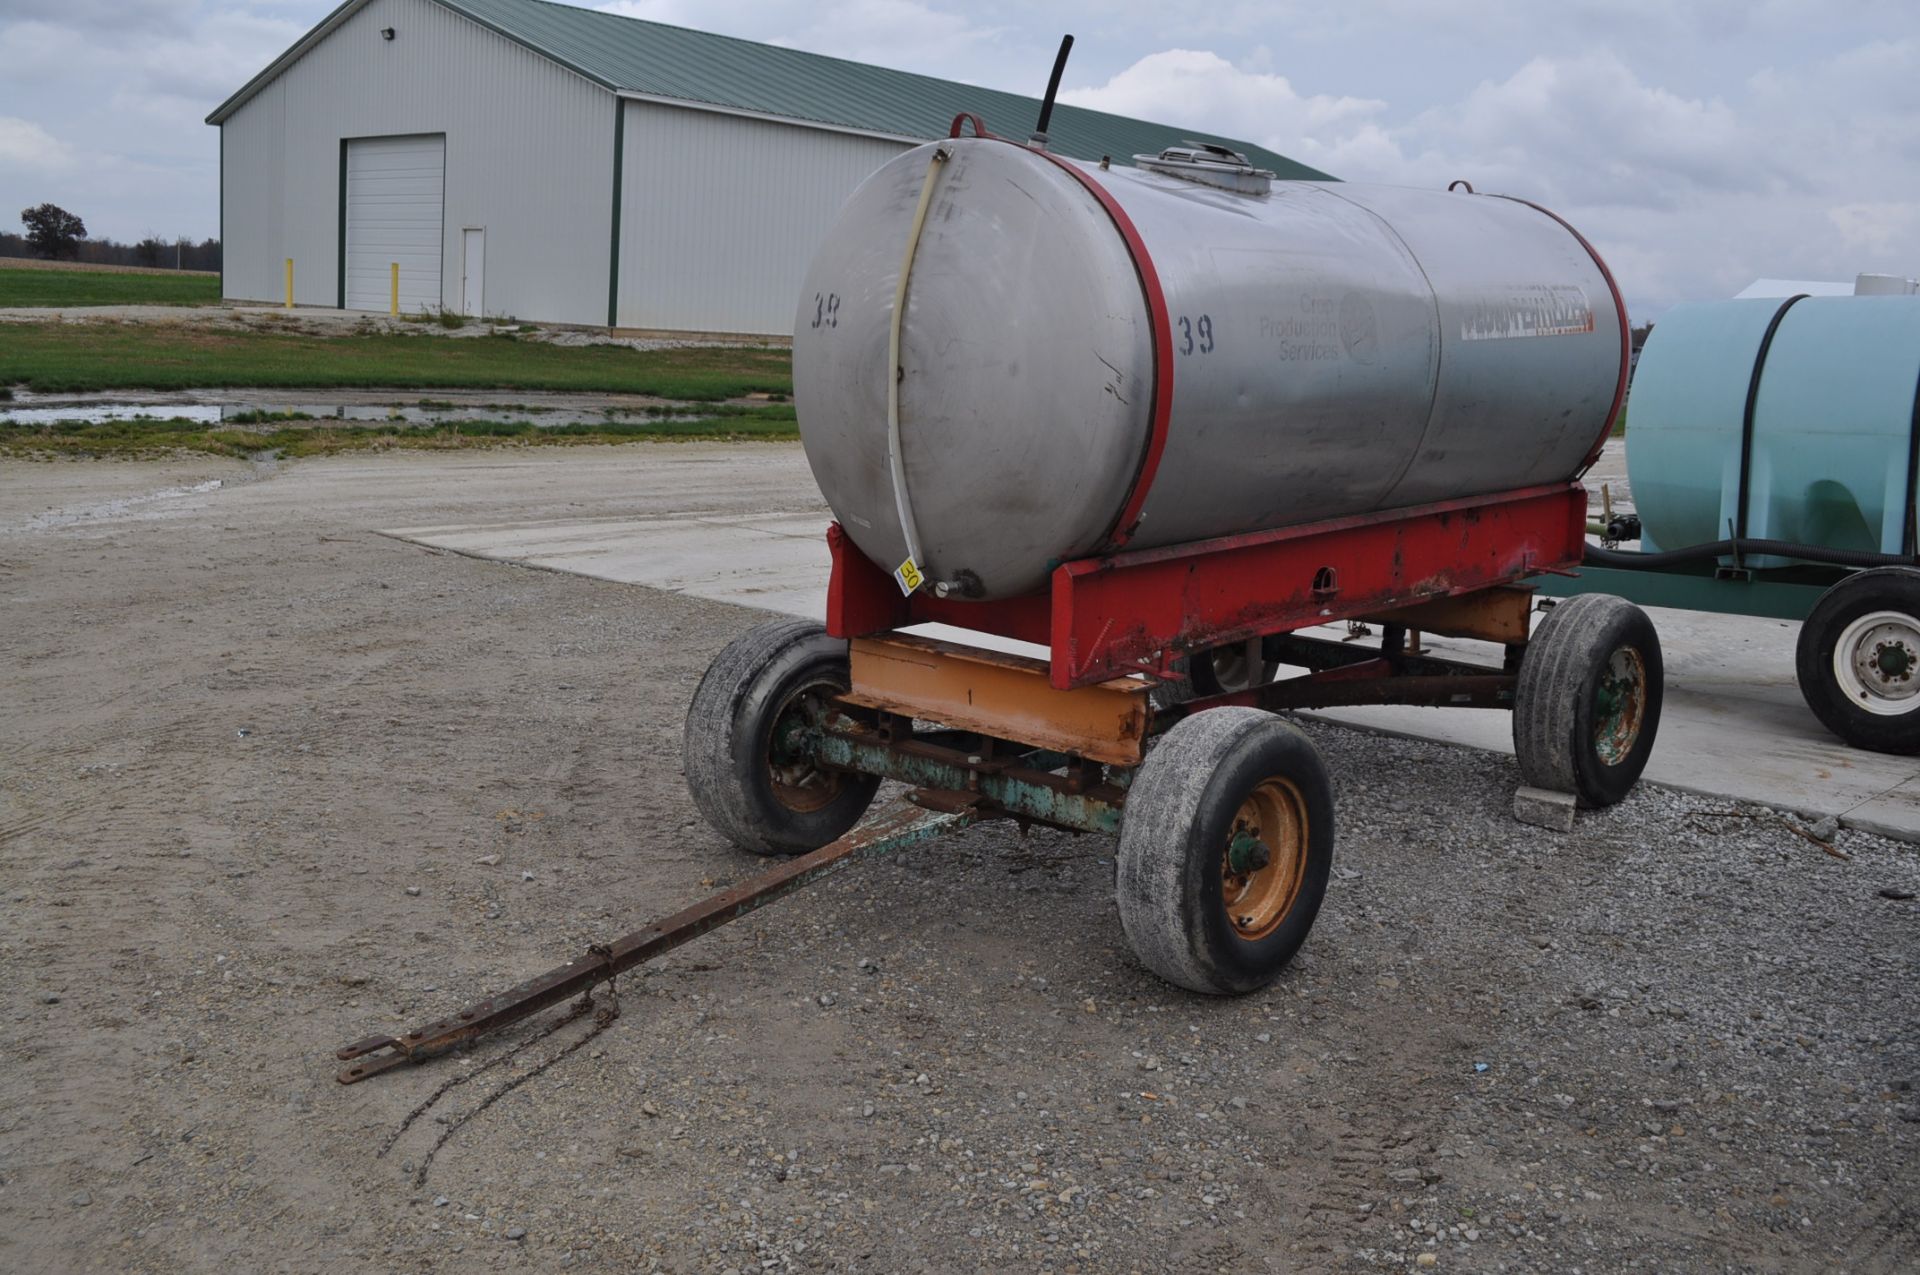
220, 75, 288, 306
615, 100, 906, 335
218, 0, 614, 324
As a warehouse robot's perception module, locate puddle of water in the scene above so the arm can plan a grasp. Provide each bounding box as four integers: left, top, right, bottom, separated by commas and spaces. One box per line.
16, 478, 226, 534
6, 405, 230, 425
1, 401, 714, 428
7, 455, 284, 535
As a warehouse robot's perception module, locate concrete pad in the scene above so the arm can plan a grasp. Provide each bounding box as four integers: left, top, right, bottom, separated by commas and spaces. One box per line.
384, 452, 1920, 842
384, 510, 1052, 659
385, 511, 835, 621
1830, 776, 1920, 843
1305, 604, 1920, 838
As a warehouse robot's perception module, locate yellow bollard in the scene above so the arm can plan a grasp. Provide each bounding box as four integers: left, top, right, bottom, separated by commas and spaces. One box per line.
390, 262, 399, 316
284, 258, 294, 309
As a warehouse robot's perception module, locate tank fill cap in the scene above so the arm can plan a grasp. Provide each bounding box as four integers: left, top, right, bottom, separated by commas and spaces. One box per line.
1134, 141, 1275, 195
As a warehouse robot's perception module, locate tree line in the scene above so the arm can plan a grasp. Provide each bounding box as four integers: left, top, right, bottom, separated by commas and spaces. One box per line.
8, 203, 221, 272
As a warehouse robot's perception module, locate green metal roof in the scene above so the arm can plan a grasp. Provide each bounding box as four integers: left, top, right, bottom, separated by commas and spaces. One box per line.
209, 0, 1334, 180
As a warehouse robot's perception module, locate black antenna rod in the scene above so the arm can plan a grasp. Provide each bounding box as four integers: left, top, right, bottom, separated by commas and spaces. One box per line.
1031, 34, 1074, 146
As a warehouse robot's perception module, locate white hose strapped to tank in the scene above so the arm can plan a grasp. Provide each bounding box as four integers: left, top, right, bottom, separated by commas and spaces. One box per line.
884, 145, 950, 596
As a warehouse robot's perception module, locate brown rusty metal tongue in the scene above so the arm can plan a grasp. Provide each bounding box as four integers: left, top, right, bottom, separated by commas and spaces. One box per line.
334, 795, 978, 1084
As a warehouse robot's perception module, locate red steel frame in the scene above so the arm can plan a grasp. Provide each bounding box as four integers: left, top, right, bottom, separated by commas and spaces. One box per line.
827, 482, 1590, 691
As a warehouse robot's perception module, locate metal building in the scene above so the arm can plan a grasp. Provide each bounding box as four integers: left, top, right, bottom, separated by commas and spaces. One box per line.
207, 0, 1328, 335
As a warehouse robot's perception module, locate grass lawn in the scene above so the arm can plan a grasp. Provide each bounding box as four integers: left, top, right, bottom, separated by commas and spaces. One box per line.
0, 263, 221, 307
0, 406, 799, 459
0, 321, 792, 399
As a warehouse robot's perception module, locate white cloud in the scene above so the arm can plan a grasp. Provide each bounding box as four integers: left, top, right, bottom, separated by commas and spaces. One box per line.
0, 116, 71, 170
0, 0, 1911, 305
0, 5, 303, 241
761, 0, 1002, 69
594, 1, 708, 26
1286, 51, 1793, 232
1064, 39, 1919, 315
597, 0, 1001, 73
1059, 49, 1382, 153
1, 1, 192, 36
0, 11, 303, 107
1830, 202, 1920, 255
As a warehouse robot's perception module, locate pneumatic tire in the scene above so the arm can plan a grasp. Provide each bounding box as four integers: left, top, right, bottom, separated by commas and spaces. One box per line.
1512, 594, 1663, 808
1116, 710, 1335, 995
1795, 567, 1920, 754
683, 619, 879, 856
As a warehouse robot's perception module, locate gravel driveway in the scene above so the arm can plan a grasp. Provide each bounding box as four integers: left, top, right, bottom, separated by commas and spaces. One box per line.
2, 447, 1914, 1273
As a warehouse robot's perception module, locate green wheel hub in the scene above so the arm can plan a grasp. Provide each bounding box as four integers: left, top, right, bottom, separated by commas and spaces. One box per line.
1592, 646, 1648, 767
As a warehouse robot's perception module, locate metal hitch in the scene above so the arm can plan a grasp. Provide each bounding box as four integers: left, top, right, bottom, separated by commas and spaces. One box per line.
333, 795, 978, 1084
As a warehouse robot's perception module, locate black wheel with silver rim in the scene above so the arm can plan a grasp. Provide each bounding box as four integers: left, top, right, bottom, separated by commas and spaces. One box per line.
683, 619, 880, 856
1796, 568, 1920, 755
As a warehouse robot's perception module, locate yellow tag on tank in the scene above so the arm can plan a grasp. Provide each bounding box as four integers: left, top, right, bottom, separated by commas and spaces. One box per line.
893, 557, 924, 596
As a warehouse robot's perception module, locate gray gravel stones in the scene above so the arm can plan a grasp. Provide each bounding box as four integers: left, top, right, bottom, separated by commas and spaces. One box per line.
7, 450, 1915, 1273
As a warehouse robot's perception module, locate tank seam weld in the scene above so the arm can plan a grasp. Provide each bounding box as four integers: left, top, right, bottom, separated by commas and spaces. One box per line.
1314, 184, 1448, 505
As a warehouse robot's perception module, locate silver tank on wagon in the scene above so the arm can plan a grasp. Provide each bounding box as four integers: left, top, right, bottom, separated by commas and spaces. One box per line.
795, 137, 1625, 601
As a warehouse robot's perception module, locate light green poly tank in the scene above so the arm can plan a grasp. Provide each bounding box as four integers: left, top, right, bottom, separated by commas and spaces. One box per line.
1627, 296, 1920, 564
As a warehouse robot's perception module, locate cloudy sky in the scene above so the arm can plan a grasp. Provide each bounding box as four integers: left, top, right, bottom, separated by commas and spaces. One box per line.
1, 0, 1913, 316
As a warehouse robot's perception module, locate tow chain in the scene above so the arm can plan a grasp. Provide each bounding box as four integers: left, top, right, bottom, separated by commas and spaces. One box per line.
380, 946, 623, 1185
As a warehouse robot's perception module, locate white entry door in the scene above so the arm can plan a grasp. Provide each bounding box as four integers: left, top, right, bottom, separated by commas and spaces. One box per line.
344, 134, 444, 313
460, 228, 485, 317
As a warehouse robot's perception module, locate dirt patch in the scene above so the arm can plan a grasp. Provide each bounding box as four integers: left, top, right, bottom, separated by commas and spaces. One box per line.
1, 449, 1915, 1273
0, 258, 218, 277
0, 304, 779, 356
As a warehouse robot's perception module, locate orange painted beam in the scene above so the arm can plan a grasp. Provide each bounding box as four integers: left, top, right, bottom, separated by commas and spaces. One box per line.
846, 634, 1152, 766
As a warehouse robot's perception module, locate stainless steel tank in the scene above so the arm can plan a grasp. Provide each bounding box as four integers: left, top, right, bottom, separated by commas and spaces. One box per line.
795, 136, 1626, 600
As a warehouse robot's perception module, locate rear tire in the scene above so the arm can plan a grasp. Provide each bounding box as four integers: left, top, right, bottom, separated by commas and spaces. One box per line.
1512, 594, 1663, 808
683, 619, 879, 856
1795, 567, 1920, 754
1116, 710, 1335, 995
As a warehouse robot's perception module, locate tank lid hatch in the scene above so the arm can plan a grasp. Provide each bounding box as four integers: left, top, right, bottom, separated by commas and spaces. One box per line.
1134, 141, 1275, 195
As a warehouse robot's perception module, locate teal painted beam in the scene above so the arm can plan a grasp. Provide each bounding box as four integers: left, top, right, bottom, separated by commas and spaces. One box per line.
1530, 564, 1834, 621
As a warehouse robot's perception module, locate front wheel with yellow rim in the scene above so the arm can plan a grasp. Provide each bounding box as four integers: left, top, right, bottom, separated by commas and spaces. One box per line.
1116, 710, 1335, 995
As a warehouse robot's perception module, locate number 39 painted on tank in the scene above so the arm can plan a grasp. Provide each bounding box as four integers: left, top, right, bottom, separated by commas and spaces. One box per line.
1177, 314, 1214, 355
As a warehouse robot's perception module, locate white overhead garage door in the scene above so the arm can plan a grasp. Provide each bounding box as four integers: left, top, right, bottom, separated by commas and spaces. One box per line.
345, 134, 445, 313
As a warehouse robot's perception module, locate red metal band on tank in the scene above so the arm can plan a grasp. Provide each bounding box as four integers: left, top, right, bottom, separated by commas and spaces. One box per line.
945, 115, 1174, 552
1025, 154, 1175, 550
1489, 194, 1631, 471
